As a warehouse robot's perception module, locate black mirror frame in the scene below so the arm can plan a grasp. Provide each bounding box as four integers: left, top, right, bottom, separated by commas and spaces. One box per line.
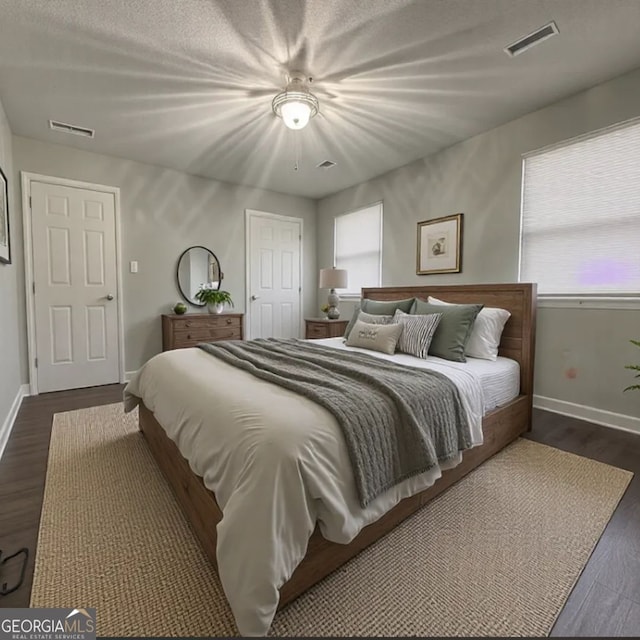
176, 245, 222, 307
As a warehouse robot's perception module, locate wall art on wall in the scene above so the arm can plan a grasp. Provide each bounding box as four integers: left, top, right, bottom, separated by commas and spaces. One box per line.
0, 166, 10, 264
416, 213, 463, 275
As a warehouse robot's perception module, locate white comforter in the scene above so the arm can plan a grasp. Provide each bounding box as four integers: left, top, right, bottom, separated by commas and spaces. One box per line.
124, 338, 486, 636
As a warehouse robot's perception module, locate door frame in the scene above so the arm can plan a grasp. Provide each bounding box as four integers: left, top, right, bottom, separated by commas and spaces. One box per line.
244, 209, 304, 340
21, 172, 125, 395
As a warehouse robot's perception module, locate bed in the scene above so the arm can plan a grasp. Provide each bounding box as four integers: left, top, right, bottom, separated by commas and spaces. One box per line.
124, 283, 536, 636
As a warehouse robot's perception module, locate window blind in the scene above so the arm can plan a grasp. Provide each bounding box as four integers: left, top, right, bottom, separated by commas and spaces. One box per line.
520, 120, 640, 295
334, 202, 382, 295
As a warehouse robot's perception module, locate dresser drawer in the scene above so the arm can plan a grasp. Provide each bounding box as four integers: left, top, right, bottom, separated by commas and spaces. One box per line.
172, 316, 240, 330
174, 326, 241, 344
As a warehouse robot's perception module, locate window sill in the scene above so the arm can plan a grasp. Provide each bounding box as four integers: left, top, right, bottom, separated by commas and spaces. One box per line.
537, 296, 640, 310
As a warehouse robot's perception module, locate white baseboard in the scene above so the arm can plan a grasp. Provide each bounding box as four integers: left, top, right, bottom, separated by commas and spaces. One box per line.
534, 395, 640, 436
0, 384, 29, 462
124, 370, 138, 383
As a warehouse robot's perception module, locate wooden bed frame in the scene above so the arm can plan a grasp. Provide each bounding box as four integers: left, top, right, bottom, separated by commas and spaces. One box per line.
139, 283, 537, 609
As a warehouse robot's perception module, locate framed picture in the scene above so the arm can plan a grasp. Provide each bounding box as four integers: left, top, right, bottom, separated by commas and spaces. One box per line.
0, 166, 10, 265
416, 213, 463, 275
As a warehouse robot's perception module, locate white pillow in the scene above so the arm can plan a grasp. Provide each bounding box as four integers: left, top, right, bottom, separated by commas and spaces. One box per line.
427, 296, 511, 361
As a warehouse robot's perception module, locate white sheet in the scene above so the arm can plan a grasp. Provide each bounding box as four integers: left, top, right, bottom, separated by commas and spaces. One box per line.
124, 341, 517, 636
312, 338, 520, 412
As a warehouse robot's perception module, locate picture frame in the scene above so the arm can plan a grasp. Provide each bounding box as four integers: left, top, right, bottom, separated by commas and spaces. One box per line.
0, 166, 10, 265
416, 213, 463, 275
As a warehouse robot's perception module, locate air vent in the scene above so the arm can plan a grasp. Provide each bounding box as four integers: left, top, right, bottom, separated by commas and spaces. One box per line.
316, 160, 336, 169
49, 120, 95, 138
505, 21, 559, 57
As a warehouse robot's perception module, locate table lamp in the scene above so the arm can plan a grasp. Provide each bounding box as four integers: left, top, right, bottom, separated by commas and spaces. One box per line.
319, 267, 348, 319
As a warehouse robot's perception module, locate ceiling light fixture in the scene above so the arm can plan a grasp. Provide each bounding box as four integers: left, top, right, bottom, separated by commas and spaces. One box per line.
272, 72, 319, 130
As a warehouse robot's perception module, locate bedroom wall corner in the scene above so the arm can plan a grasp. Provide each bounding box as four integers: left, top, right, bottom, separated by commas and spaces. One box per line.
11, 136, 318, 374
0, 94, 29, 459
316, 65, 640, 427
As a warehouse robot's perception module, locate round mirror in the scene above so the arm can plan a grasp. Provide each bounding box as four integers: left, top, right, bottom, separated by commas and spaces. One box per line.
176, 246, 222, 306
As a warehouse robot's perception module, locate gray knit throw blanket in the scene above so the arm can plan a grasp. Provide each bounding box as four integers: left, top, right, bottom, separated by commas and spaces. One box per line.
198, 338, 472, 507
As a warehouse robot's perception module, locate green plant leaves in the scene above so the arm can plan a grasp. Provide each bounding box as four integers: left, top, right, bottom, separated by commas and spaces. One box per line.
624, 339, 640, 393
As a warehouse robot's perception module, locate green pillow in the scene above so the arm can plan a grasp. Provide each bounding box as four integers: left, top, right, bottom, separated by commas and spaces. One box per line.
410, 299, 483, 362
361, 297, 414, 315
343, 297, 414, 340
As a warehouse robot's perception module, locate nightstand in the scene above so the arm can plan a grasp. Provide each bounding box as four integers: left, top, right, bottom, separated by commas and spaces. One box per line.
305, 318, 349, 340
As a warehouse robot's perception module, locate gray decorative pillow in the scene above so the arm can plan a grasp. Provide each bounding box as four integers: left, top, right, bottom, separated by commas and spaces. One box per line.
410, 299, 483, 362
345, 319, 404, 355
343, 309, 393, 339
393, 310, 442, 359
344, 297, 415, 340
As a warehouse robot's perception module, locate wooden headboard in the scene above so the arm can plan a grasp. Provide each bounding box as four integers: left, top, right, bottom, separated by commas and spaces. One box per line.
361, 283, 537, 399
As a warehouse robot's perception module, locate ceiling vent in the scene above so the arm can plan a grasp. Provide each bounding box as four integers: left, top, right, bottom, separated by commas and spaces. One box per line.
505, 21, 559, 57
49, 119, 95, 138
316, 160, 336, 169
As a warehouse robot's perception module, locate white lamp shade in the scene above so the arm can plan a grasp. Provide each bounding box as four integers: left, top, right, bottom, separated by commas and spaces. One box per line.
280, 100, 311, 130
319, 268, 348, 289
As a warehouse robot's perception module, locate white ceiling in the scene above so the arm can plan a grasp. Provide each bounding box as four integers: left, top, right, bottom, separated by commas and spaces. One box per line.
1, 0, 640, 199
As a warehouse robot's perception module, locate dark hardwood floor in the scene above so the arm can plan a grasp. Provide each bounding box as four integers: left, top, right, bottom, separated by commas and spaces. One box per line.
0, 389, 639, 636
0, 384, 124, 609
524, 410, 640, 637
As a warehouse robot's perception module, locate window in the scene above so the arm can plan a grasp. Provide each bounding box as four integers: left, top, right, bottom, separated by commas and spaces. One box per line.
334, 202, 382, 296
520, 119, 640, 296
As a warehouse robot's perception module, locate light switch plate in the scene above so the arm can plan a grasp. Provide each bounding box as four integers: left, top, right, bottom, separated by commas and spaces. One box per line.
130, 260, 138, 273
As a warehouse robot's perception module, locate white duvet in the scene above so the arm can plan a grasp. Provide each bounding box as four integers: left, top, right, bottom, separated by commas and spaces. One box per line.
124, 338, 493, 636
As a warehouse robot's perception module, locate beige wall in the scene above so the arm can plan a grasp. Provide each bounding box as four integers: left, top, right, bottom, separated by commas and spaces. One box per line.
12, 136, 317, 375
318, 67, 640, 427
0, 96, 23, 436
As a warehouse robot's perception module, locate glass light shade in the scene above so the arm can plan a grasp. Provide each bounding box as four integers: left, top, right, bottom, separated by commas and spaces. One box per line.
280, 100, 311, 130
272, 82, 319, 130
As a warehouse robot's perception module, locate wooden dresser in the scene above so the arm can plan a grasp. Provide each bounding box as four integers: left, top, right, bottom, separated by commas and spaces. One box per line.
162, 313, 244, 351
305, 318, 349, 339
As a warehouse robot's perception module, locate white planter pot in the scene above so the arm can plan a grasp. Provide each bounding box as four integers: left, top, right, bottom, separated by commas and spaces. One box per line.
207, 303, 224, 314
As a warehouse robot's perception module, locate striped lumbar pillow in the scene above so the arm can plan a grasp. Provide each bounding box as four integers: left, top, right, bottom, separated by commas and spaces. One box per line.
393, 309, 442, 359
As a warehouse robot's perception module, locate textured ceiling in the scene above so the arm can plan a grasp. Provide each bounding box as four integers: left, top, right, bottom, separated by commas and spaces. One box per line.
1, 0, 640, 198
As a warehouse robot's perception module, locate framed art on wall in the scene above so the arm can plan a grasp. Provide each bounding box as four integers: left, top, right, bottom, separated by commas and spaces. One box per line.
416, 213, 463, 275
0, 166, 10, 264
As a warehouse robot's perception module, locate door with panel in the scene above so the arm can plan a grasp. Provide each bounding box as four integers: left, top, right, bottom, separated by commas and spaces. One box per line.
247, 211, 302, 340
30, 181, 120, 392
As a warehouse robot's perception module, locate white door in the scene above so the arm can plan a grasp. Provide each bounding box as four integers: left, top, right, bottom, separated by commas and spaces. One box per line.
247, 211, 302, 339
31, 181, 120, 392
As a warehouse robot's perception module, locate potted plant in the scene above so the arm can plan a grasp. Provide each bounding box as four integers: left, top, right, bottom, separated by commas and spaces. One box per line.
624, 339, 640, 392
194, 284, 234, 314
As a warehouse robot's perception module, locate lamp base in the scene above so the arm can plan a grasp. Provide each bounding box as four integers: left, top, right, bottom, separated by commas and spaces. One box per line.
327, 289, 340, 319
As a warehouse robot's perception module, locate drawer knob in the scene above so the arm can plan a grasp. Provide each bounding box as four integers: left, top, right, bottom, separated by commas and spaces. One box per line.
187, 334, 191, 340
226, 318, 232, 324
185, 321, 191, 327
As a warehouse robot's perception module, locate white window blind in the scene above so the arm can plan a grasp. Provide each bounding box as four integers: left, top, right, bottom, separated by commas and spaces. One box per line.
520, 120, 640, 295
334, 202, 382, 295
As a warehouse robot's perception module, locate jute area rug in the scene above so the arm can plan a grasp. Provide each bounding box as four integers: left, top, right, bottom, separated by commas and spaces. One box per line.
31, 403, 632, 637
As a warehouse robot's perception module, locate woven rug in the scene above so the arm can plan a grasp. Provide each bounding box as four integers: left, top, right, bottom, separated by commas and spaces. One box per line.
31, 403, 632, 637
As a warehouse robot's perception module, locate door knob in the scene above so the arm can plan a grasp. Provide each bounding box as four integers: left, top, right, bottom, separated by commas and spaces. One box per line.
251, 295, 260, 301
106, 294, 114, 301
